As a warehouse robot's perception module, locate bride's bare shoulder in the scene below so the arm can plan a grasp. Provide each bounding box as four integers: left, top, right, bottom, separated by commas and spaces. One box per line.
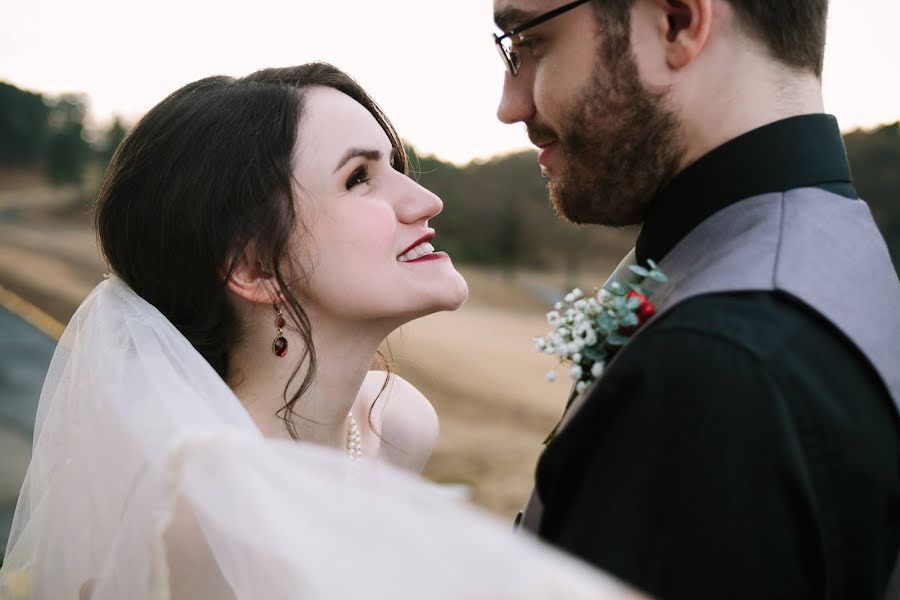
359, 370, 438, 472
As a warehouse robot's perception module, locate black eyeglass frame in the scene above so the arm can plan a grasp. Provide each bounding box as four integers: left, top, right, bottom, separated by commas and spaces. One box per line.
492, 0, 593, 76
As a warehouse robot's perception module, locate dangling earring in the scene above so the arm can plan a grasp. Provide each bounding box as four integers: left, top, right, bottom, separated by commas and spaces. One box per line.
272, 304, 288, 357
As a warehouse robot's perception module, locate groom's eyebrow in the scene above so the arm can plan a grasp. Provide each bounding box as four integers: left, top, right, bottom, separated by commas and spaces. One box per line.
494, 6, 538, 32
333, 148, 382, 173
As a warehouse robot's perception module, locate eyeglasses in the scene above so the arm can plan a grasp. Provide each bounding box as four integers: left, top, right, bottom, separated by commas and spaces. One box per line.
492, 0, 592, 76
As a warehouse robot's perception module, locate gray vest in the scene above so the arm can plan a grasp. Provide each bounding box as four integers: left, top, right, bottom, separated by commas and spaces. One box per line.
520, 188, 900, 596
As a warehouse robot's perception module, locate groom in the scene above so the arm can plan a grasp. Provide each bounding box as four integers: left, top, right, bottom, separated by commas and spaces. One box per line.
492, 0, 900, 598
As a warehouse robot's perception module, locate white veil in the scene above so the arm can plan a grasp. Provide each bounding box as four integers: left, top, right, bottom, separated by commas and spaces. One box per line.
0, 276, 643, 599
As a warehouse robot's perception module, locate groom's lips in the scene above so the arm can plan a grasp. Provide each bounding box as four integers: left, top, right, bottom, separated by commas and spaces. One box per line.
537, 141, 558, 168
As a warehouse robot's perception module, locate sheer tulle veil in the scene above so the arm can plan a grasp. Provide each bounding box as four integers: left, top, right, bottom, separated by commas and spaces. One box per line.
0, 276, 641, 599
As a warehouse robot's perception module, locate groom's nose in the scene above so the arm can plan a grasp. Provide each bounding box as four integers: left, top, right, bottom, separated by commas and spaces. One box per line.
496, 71, 536, 124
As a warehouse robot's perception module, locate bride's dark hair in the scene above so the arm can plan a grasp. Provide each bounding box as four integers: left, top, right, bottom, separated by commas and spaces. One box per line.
95, 63, 406, 438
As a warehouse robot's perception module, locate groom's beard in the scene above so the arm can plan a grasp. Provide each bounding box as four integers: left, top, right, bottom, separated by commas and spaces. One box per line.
540, 32, 684, 227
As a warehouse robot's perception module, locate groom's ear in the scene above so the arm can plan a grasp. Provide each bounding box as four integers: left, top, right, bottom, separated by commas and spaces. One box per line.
655, 0, 713, 70
224, 247, 282, 306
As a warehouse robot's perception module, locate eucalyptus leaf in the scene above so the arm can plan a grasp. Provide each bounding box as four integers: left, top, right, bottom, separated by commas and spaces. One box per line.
626, 296, 641, 310
613, 296, 626, 311
629, 284, 646, 295
607, 332, 628, 346
619, 313, 639, 327
649, 271, 669, 283
616, 305, 633, 319
583, 347, 608, 362
596, 313, 616, 332
647, 259, 657, 269
628, 265, 649, 278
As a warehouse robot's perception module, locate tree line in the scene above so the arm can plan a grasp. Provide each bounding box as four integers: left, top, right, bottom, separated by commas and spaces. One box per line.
1, 80, 898, 275
0, 81, 125, 184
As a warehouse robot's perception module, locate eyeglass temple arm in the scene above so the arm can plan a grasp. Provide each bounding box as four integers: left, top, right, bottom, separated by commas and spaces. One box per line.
499, 0, 591, 40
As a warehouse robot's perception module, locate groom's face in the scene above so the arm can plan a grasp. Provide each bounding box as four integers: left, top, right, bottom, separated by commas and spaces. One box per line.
494, 0, 683, 226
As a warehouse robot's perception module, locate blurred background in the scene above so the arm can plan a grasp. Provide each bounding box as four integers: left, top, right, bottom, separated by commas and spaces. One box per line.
1, 0, 899, 552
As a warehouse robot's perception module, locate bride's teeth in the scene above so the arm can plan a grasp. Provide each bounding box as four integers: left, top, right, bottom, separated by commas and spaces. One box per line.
398, 242, 436, 262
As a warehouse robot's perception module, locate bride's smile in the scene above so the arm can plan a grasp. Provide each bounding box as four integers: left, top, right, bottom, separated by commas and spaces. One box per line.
396, 232, 445, 263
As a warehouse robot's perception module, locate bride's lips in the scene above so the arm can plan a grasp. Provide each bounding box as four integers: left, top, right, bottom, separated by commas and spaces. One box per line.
398, 231, 435, 257
404, 252, 447, 263
396, 229, 449, 264
537, 142, 558, 168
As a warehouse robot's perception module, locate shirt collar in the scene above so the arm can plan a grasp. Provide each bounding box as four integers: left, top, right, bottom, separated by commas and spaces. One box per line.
635, 113, 855, 266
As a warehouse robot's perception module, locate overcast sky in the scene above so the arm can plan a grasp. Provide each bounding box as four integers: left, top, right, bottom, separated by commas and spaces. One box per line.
2, 0, 897, 164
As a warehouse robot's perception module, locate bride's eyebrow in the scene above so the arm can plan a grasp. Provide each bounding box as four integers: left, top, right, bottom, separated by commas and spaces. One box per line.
333, 147, 382, 173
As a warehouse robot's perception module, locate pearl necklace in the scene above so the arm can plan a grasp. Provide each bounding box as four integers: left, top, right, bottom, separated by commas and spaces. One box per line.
347, 412, 362, 459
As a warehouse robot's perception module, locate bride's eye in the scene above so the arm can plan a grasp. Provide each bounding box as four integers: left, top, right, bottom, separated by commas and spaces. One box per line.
346, 165, 370, 190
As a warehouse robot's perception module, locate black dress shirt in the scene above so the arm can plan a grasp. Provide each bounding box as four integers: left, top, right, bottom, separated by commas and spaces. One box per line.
535, 114, 900, 599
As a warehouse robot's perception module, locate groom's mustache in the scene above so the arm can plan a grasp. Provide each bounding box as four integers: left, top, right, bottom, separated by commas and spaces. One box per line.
526, 122, 559, 148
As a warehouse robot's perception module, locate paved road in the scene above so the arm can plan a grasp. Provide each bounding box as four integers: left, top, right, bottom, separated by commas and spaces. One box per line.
0, 305, 56, 554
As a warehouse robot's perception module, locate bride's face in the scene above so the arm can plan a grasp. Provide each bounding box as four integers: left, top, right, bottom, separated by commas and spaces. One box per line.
288, 86, 468, 323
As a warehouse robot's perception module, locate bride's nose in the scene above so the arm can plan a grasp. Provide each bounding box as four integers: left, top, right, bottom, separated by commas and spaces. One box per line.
394, 176, 443, 224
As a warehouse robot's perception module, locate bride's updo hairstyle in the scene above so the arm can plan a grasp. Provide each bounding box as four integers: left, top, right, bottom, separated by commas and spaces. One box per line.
95, 63, 407, 437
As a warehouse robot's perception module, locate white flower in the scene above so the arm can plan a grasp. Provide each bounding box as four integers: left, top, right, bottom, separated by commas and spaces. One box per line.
554, 302, 564, 310
571, 288, 584, 300
546, 311, 560, 326
569, 365, 583, 381
591, 362, 604, 379
533, 337, 546, 351
544, 346, 555, 354
546, 370, 557, 382
575, 380, 589, 394
572, 321, 596, 346
597, 288, 610, 301
567, 341, 581, 355
573, 312, 586, 324
564, 293, 575, 303
574, 299, 588, 311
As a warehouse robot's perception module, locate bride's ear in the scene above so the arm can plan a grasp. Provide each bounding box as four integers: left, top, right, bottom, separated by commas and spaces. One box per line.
224, 248, 282, 306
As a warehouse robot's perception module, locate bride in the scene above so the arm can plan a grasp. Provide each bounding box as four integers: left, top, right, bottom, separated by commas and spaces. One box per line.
96, 62, 469, 468
0, 64, 643, 599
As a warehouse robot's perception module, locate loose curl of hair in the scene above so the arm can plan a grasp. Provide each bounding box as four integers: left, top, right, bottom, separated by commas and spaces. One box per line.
95, 63, 405, 439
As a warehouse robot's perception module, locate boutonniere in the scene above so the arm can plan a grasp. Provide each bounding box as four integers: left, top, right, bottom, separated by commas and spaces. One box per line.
535, 261, 668, 397
536, 261, 668, 445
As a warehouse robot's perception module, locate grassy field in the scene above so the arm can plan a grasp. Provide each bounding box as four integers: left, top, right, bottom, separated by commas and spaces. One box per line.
0, 177, 633, 516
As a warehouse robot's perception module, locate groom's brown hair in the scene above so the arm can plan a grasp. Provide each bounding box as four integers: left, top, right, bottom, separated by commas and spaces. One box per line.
595, 0, 830, 77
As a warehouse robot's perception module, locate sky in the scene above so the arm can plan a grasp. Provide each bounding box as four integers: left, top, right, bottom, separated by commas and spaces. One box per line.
1, 0, 898, 165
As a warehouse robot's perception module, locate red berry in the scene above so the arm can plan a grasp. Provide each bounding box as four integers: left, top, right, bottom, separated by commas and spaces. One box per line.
625, 290, 647, 304
637, 301, 655, 323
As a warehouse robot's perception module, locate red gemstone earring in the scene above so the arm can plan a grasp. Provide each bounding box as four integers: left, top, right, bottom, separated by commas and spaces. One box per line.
272, 304, 288, 357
